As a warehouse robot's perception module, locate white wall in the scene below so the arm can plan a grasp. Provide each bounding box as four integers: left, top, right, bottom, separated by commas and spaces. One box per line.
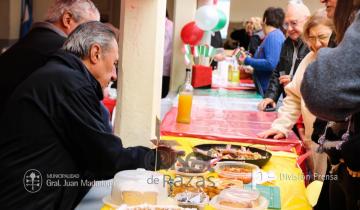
230, 0, 323, 22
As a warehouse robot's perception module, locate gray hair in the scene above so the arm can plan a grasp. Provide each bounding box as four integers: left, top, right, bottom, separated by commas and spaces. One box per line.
46, 0, 100, 23
62, 21, 116, 58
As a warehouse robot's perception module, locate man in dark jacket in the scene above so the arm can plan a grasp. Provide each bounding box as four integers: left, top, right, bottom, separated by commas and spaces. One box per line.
0, 0, 100, 115
257, 1, 310, 111
0, 21, 174, 210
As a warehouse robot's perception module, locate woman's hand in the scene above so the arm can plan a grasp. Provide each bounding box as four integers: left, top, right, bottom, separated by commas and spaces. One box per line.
237, 52, 247, 64
243, 65, 254, 74
257, 129, 286, 140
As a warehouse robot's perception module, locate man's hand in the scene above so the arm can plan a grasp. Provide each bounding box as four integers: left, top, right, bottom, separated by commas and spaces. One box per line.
156, 146, 185, 170
258, 98, 276, 111
279, 75, 291, 86
257, 129, 286, 140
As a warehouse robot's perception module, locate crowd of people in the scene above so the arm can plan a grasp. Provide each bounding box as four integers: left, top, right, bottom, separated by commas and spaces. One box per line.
222, 0, 360, 209
0, 0, 359, 209
252, 0, 360, 209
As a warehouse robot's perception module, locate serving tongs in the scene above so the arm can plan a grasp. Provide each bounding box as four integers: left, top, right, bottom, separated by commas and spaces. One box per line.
192, 147, 225, 167
193, 144, 237, 157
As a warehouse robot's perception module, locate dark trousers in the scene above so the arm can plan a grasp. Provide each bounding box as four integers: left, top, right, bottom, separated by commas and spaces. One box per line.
330, 164, 360, 210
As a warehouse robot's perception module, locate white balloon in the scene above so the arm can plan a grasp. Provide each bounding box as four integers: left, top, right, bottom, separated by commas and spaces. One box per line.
195, 5, 219, 31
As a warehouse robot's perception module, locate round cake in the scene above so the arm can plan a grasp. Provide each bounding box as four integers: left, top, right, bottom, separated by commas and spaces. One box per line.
110, 169, 168, 206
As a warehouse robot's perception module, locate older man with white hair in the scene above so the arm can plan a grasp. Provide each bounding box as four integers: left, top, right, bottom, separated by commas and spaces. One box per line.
0, 21, 176, 210
0, 0, 100, 115
257, 0, 311, 113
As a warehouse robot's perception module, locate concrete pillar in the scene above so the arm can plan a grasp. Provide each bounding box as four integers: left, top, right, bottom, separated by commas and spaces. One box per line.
114, 0, 166, 147
169, 0, 197, 92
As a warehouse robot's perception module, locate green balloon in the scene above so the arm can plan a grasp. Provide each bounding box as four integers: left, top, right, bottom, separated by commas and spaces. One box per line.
212, 9, 227, 31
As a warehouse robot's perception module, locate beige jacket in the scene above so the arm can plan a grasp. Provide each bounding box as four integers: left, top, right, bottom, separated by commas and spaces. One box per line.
271, 52, 316, 141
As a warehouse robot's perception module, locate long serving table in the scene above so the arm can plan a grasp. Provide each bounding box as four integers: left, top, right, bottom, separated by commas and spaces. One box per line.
78, 68, 311, 210
160, 84, 311, 209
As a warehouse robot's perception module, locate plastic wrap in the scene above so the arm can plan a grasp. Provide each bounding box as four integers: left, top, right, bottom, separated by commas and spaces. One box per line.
218, 188, 260, 204
161, 107, 301, 152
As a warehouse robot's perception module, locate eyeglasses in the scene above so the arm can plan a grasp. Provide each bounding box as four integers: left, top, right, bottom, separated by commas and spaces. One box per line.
308, 34, 331, 43
283, 18, 307, 30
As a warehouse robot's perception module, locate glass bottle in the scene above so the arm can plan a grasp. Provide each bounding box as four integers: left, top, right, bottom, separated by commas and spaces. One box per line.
231, 65, 240, 83
176, 69, 194, 124
228, 64, 233, 81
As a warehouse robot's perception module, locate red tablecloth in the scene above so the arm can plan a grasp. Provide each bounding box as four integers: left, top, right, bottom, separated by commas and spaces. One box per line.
161, 107, 302, 153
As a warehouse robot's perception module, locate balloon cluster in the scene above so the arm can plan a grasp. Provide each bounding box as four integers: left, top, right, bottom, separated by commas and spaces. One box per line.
180, 5, 227, 46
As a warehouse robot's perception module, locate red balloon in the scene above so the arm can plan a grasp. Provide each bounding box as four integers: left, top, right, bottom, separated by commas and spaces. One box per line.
180, 21, 204, 45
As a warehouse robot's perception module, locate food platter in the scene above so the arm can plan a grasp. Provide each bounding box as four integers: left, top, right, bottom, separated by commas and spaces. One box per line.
192, 144, 272, 167
214, 161, 259, 184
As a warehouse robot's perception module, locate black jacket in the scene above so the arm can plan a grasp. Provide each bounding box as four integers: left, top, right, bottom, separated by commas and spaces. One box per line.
264, 37, 309, 102
0, 25, 66, 113
0, 22, 112, 131
0, 51, 156, 210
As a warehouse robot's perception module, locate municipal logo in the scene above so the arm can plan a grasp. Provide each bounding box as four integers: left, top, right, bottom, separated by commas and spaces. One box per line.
23, 169, 42, 193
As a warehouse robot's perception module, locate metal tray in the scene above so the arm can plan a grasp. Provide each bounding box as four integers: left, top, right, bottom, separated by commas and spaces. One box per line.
192, 144, 272, 168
